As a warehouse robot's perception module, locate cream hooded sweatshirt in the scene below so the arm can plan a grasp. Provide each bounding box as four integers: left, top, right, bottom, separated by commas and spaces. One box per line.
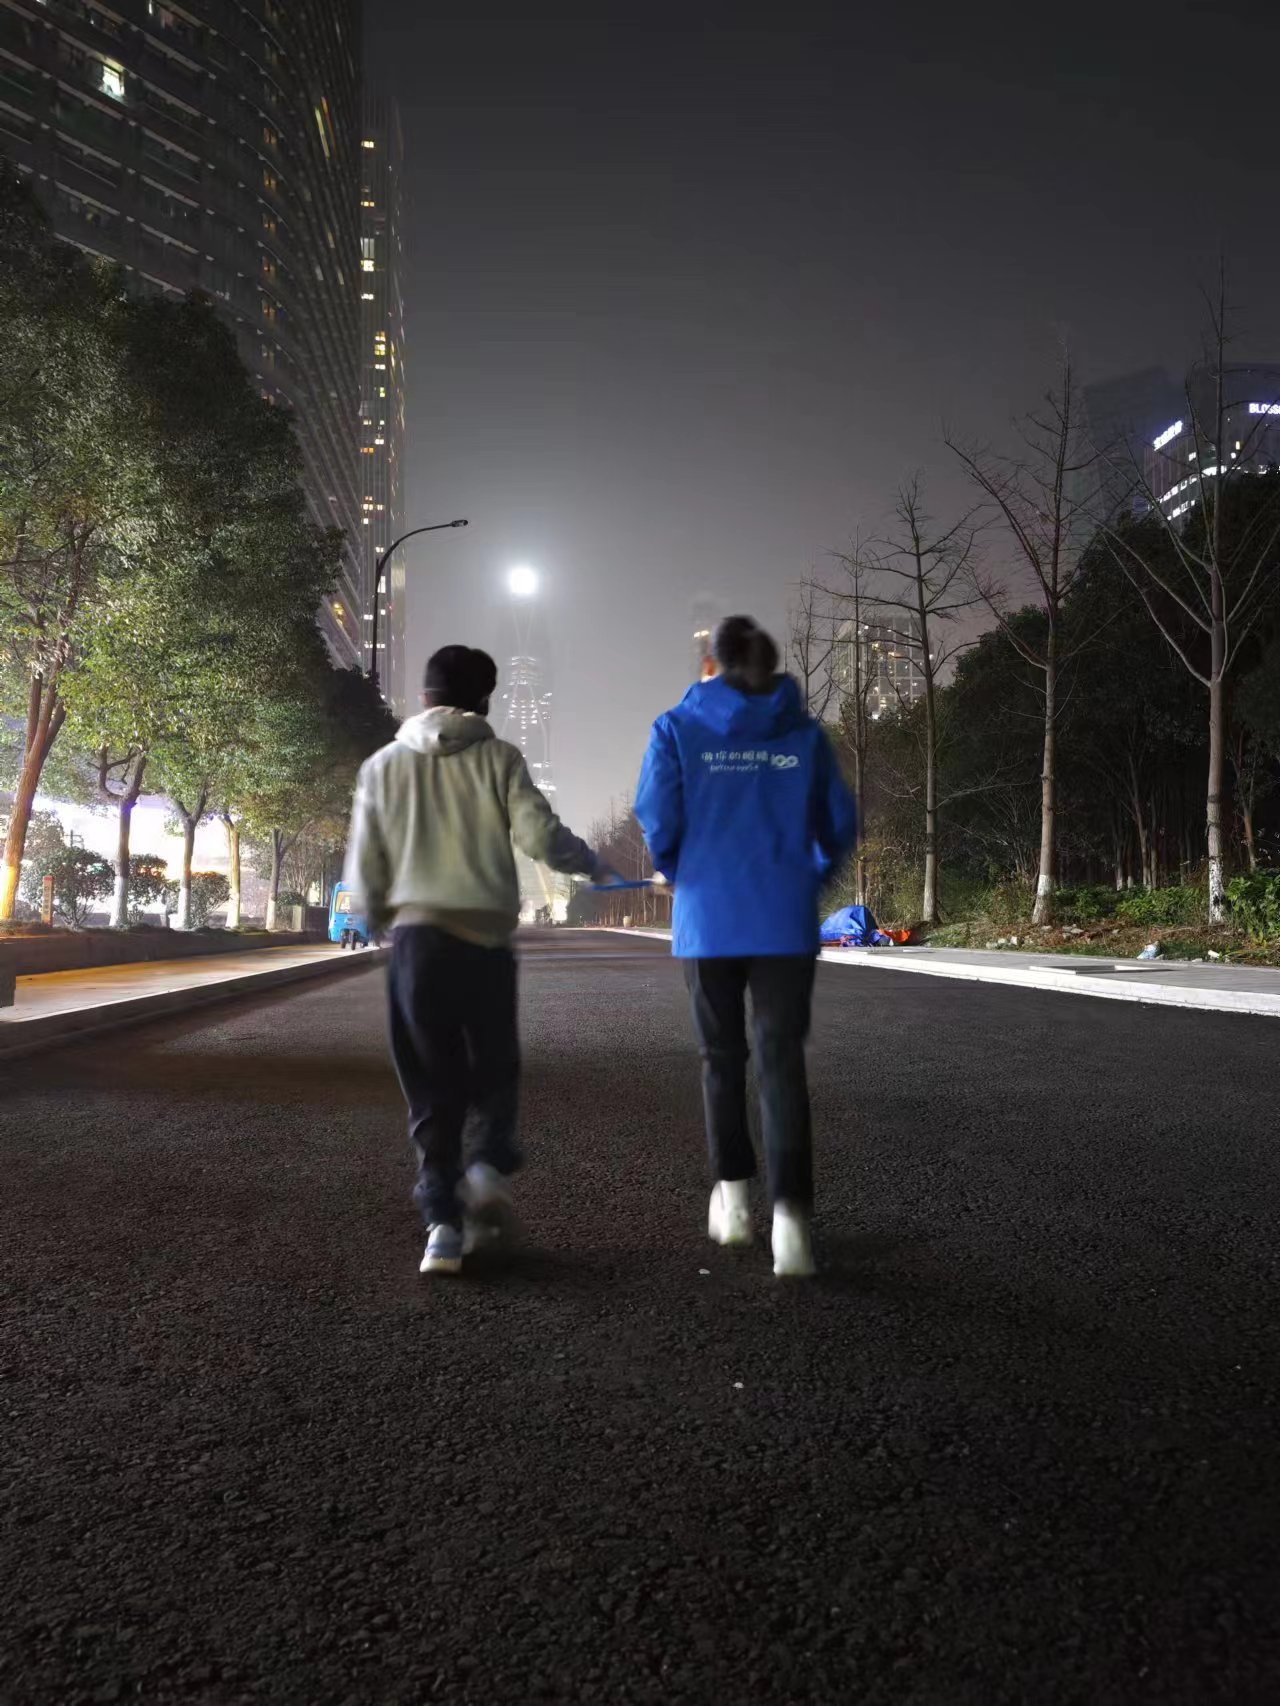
343, 708, 597, 945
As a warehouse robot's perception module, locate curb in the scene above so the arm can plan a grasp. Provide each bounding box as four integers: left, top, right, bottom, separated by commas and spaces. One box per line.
598, 929, 1280, 1021
0, 947, 388, 1063
816, 946, 1280, 1020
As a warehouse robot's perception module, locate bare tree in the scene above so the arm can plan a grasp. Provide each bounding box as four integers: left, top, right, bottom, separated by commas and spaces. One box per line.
1100, 285, 1280, 922
787, 576, 838, 722
819, 548, 880, 905
948, 357, 1093, 925
849, 479, 982, 924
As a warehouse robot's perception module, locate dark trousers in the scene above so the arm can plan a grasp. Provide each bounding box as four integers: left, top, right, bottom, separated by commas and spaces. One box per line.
684, 955, 817, 1208
388, 926, 521, 1229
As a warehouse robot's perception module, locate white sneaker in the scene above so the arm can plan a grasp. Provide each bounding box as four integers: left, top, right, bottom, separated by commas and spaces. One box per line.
772, 1203, 816, 1278
420, 1223, 464, 1275
707, 1180, 753, 1246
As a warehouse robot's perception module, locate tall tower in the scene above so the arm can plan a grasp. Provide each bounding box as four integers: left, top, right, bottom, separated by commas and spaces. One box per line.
498, 571, 562, 917
691, 595, 718, 681
359, 97, 407, 710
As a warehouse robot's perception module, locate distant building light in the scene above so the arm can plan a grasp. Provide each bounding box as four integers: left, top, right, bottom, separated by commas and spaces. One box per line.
1152, 420, 1183, 450
102, 62, 126, 101
362, 139, 376, 150
1248, 402, 1280, 416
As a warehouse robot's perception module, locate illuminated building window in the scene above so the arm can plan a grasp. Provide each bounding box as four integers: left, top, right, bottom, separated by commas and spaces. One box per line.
362, 138, 375, 150
361, 259, 375, 272
101, 61, 126, 100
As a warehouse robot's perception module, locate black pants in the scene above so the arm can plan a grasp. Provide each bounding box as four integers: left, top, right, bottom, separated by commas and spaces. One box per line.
388, 926, 521, 1229
684, 955, 817, 1208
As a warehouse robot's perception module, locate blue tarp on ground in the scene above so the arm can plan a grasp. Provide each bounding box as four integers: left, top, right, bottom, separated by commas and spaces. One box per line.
820, 904, 891, 946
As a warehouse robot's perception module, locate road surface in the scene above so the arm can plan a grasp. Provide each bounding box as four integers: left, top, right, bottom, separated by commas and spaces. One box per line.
3, 931, 1279, 1703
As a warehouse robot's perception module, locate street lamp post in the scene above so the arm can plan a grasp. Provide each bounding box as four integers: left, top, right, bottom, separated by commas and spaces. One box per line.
368, 519, 469, 694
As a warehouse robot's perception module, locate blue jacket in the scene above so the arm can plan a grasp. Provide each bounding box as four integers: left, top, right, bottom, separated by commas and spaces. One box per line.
634, 674, 859, 958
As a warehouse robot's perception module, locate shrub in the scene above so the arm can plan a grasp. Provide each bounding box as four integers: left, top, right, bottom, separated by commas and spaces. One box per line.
1115, 884, 1204, 928
1055, 885, 1119, 924
128, 854, 176, 924
980, 879, 1036, 927
1226, 870, 1280, 942
188, 871, 230, 928
19, 846, 113, 926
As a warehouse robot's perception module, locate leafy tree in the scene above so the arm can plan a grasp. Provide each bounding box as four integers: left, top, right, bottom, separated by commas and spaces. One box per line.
236, 644, 395, 927
67, 295, 341, 934
0, 170, 148, 919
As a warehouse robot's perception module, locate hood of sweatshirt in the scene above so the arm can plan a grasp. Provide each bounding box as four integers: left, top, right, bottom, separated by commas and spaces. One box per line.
395, 707, 495, 757
678, 673, 808, 739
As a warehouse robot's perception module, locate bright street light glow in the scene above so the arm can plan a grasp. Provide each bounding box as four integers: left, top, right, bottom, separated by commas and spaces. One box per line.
507, 564, 538, 599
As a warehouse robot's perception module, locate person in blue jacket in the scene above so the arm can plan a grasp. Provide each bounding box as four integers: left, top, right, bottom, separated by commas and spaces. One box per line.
634, 615, 859, 1278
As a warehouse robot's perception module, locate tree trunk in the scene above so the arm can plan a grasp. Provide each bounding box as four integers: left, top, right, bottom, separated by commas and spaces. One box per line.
110, 795, 135, 930
265, 829, 283, 931
176, 816, 197, 930
1207, 673, 1227, 923
1032, 631, 1057, 926
0, 763, 39, 923
918, 578, 940, 927
173, 788, 208, 931
921, 710, 939, 926
103, 749, 147, 930
850, 713, 866, 908
0, 677, 65, 921
223, 815, 242, 929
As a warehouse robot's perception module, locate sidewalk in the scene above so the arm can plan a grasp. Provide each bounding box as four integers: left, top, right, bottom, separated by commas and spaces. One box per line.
0, 943, 386, 1061
604, 928, 1280, 1019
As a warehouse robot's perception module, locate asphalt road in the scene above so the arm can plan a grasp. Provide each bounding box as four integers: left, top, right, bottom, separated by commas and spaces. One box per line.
3, 931, 1280, 1704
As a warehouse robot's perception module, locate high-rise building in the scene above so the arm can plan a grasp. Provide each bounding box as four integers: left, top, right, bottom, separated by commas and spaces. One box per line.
1077, 367, 1182, 518
1146, 363, 1280, 519
0, 0, 365, 667
358, 94, 406, 708
834, 614, 927, 721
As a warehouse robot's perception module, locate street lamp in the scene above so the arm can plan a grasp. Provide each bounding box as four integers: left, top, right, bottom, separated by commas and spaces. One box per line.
368, 519, 469, 694
507, 563, 538, 599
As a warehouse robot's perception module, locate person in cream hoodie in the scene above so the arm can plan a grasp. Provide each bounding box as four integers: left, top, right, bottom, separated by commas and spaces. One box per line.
345, 644, 609, 1274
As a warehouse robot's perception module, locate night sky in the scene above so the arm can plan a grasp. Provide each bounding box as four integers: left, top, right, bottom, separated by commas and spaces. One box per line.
366, 0, 1280, 834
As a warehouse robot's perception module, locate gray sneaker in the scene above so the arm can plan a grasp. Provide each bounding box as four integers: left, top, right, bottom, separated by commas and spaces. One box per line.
420, 1223, 464, 1275
461, 1162, 519, 1251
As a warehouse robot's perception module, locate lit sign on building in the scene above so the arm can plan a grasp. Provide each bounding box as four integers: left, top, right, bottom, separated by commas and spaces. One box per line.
1248, 402, 1280, 416
1152, 420, 1184, 450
